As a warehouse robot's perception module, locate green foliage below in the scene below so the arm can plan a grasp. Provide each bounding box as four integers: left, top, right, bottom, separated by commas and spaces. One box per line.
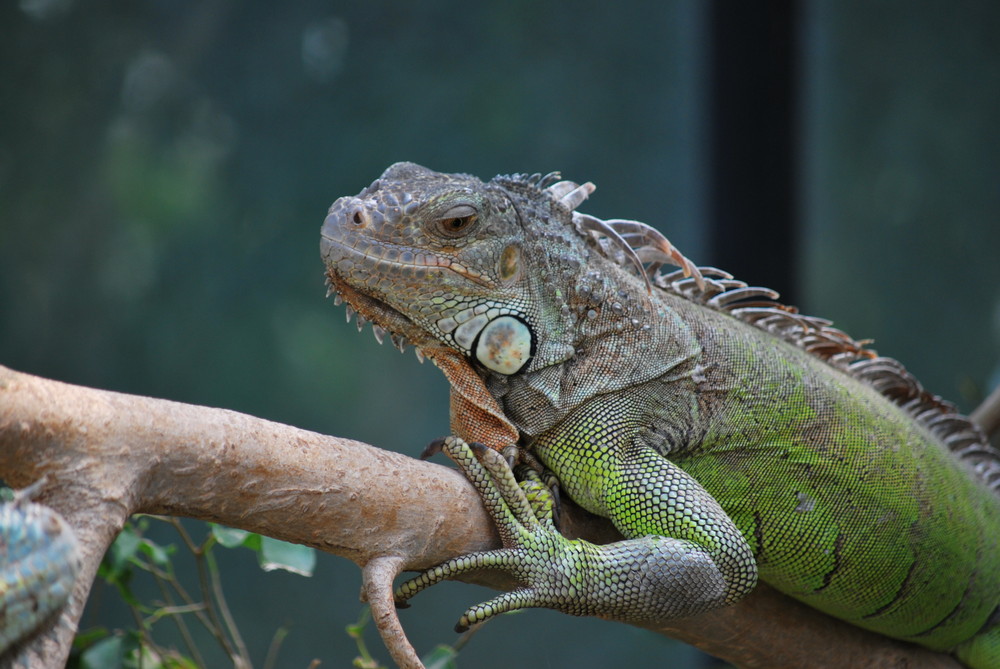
74, 517, 317, 669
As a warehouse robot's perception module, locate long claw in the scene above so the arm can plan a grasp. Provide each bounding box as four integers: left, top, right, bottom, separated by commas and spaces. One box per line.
420, 437, 447, 460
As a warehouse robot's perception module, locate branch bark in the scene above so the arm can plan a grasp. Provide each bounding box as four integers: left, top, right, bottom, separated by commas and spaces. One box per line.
0, 365, 961, 668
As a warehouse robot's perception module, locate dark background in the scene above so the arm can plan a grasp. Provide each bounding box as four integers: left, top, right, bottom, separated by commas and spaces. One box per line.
2, 1, 998, 667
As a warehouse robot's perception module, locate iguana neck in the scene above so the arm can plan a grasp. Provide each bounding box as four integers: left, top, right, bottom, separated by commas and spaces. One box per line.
483, 264, 702, 439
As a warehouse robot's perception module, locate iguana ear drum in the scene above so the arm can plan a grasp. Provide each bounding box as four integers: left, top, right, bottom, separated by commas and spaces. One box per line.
474, 315, 534, 375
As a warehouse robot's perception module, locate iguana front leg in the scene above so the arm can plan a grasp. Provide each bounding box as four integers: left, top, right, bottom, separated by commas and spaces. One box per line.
395, 437, 756, 630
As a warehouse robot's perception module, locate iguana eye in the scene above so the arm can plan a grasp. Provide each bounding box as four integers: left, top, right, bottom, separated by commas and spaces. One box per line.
435, 205, 478, 238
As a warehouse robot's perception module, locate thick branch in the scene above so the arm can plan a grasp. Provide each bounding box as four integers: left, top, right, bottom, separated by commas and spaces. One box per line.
0, 366, 958, 668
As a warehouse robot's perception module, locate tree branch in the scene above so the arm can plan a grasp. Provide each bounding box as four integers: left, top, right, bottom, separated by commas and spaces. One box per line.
972, 382, 1000, 439
0, 365, 959, 668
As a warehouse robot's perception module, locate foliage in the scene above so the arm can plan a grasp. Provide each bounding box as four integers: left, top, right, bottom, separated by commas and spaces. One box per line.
71, 517, 465, 668
70, 516, 316, 669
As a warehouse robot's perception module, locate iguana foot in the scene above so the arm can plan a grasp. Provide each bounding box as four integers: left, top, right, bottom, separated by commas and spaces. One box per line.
395, 437, 732, 631
422, 437, 561, 525
509, 445, 563, 520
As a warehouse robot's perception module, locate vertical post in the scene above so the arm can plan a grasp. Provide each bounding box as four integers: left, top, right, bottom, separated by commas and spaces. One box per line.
706, 0, 800, 302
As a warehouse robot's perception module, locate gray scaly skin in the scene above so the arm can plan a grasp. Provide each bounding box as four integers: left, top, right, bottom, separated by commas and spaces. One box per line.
0, 484, 80, 657
320, 162, 1000, 667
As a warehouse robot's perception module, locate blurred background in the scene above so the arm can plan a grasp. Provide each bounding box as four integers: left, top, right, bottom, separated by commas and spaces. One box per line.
2, 1, 998, 667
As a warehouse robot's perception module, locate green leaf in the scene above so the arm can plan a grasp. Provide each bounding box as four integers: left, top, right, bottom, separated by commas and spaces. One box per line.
244, 533, 262, 551
109, 525, 143, 572
258, 537, 315, 576
80, 635, 124, 669
210, 524, 252, 548
137, 537, 173, 568
161, 655, 200, 669
123, 639, 167, 669
108, 573, 140, 608
72, 626, 112, 651
99, 530, 141, 605
422, 644, 459, 669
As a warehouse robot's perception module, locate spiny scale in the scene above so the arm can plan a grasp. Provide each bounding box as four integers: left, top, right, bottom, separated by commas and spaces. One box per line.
331, 288, 422, 360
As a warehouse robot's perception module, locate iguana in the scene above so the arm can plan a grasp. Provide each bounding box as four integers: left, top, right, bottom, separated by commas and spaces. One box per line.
320, 162, 1000, 667
0, 483, 80, 657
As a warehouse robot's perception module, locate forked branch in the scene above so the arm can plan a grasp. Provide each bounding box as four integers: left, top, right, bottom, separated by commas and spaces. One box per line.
0, 365, 962, 668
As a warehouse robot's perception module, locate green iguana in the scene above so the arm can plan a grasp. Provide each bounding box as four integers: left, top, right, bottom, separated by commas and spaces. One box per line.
320, 162, 1000, 667
0, 484, 80, 657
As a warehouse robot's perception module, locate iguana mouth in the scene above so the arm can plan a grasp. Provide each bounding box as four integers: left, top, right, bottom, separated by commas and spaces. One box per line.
323, 269, 434, 360
322, 228, 494, 287
320, 198, 490, 358
320, 212, 445, 358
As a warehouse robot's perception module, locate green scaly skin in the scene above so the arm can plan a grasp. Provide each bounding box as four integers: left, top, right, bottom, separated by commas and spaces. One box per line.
0, 487, 80, 657
320, 162, 1000, 667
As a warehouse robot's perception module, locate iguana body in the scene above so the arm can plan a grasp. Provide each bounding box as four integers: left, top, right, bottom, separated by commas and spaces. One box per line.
320, 162, 1000, 667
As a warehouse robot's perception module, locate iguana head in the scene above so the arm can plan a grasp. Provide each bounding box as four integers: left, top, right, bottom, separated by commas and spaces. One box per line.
322, 162, 704, 433
321, 162, 601, 375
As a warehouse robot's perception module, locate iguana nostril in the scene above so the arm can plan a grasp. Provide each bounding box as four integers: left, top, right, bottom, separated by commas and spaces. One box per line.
351, 208, 368, 227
